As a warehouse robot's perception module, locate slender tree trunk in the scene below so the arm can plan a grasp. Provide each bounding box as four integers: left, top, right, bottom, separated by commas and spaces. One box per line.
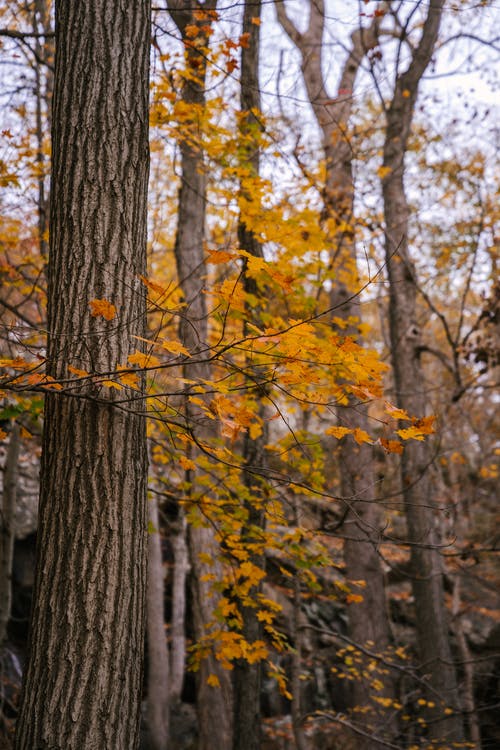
147, 495, 170, 750
167, 4, 233, 749
169, 509, 189, 706
276, 6, 395, 739
232, 3, 267, 749
380, 1, 464, 741
0, 424, 19, 646
14, 2, 151, 747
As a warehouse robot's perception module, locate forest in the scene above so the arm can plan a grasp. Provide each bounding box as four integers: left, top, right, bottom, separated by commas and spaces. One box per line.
0, 1, 498, 749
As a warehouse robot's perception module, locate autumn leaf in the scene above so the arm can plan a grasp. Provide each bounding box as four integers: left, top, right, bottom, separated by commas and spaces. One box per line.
397, 416, 436, 441
179, 455, 196, 471
353, 428, 373, 445
89, 298, 116, 321
380, 438, 404, 454
68, 365, 90, 378
0, 429, 7, 441
160, 338, 190, 357
128, 349, 161, 369
384, 401, 411, 421
207, 249, 237, 264
326, 426, 353, 439
101, 380, 122, 391
117, 367, 140, 389
206, 674, 220, 687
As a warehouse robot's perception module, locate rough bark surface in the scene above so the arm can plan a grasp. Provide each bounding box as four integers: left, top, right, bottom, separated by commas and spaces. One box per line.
147, 496, 170, 750
381, 0, 464, 741
14, 2, 151, 748
232, 3, 266, 749
0, 424, 19, 646
168, 3, 233, 749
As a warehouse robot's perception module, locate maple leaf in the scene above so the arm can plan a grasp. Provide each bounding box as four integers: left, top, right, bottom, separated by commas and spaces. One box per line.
68, 365, 90, 378
353, 428, 373, 445
117, 367, 140, 389
397, 416, 436, 441
89, 298, 116, 321
384, 401, 411, 421
160, 338, 190, 357
207, 249, 237, 264
380, 438, 404, 454
325, 426, 353, 439
206, 674, 220, 687
128, 349, 161, 369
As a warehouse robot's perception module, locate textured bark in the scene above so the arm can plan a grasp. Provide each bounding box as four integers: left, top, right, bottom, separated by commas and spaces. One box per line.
232, 3, 266, 749
147, 496, 170, 750
169, 510, 189, 705
167, 4, 233, 749
14, 2, 151, 748
380, 0, 464, 741
0, 424, 19, 646
276, 4, 394, 737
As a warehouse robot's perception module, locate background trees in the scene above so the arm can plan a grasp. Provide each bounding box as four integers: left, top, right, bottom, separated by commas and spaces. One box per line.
0, 1, 498, 748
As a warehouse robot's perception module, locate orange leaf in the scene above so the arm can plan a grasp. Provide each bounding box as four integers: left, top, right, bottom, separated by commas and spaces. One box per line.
380, 438, 404, 454
89, 298, 116, 321
128, 350, 161, 369
207, 249, 237, 264
353, 428, 373, 445
68, 365, 90, 378
384, 401, 411, 421
326, 426, 353, 439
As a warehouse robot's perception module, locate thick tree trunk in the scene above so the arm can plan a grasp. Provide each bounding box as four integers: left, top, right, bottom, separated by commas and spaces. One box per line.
14, 2, 151, 748
147, 495, 170, 750
0, 424, 19, 646
167, 4, 233, 749
381, 1, 464, 741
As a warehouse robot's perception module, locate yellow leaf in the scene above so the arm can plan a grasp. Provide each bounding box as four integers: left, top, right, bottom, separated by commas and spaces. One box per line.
68, 365, 90, 378
89, 298, 116, 321
206, 674, 220, 688
402, 89, 411, 98
397, 416, 435, 441
179, 455, 196, 471
139, 275, 171, 296
207, 249, 237, 264
160, 339, 190, 357
384, 401, 411, 421
128, 350, 161, 369
102, 380, 123, 390
353, 428, 373, 445
346, 593, 364, 603
251, 17, 261, 25
377, 165, 392, 180
0, 429, 7, 440
325, 426, 353, 439
117, 367, 140, 389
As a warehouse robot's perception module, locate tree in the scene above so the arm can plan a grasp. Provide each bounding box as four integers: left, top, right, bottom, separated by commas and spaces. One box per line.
276, 3, 396, 741
378, 0, 465, 741
14, 1, 151, 747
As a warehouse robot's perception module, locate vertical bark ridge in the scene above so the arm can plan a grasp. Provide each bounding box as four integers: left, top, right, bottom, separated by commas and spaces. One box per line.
15, 2, 151, 748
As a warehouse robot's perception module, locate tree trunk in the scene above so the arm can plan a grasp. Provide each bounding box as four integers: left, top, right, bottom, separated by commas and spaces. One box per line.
14, 2, 151, 747
147, 495, 170, 750
0, 423, 19, 646
167, 4, 233, 749
232, 3, 266, 749
380, 0, 464, 741
276, 5, 395, 739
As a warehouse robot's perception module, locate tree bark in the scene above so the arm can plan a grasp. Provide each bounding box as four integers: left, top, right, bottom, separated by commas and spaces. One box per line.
14, 2, 151, 747
0, 423, 19, 646
380, 0, 464, 741
167, 3, 233, 749
232, 3, 266, 749
147, 496, 170, 750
